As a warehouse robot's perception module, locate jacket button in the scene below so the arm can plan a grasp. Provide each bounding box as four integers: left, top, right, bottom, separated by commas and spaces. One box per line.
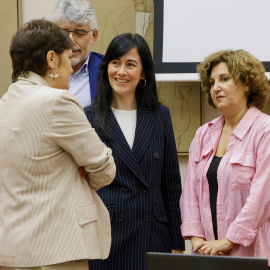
154, 152, 159, 158
120, 188, 126, 193
144, 215, 150, 222
118, 215, 123, 222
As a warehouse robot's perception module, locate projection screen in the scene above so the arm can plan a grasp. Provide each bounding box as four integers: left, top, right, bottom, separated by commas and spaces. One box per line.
153, 0, 270, 81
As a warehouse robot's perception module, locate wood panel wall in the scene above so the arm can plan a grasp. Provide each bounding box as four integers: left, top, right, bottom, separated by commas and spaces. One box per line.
0, 0, 20, 98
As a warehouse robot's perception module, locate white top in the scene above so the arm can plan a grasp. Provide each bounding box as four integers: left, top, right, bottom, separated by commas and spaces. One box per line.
111, 107, 137, 149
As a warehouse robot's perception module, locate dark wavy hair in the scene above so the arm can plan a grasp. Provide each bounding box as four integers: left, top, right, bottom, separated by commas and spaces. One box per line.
197, 50, 270, 110
10, 19, 73, 80
92, 33, 159, 140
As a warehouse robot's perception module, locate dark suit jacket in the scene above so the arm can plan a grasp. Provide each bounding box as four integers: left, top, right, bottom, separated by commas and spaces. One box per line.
85, 104, 185, 270
88, 51, 104, 102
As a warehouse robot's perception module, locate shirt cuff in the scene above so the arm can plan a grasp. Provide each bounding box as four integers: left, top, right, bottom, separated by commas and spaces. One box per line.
226, 222, 257, 246
180, 221, 205, 240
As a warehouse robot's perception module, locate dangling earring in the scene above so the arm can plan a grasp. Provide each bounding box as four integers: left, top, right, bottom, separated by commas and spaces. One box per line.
140, 79, 146, 88
49, 73, 59, 79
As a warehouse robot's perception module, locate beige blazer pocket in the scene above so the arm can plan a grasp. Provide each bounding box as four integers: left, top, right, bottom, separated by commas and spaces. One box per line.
76, 203, 98, 225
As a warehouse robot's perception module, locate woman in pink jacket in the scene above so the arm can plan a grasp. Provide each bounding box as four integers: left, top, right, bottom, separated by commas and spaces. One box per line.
180, 49, 270, 266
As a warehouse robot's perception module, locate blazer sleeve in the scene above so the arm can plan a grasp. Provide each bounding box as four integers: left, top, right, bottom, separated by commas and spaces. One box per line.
48, 91, 116, 190
161, 107, 185, 250
226, 127, 270, 246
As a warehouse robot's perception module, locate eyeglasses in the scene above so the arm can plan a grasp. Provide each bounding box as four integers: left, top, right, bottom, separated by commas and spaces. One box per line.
64, 29, 93, 38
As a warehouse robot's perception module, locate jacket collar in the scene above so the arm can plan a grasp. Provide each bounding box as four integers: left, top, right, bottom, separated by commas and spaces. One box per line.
17, 72, 50, 87
208, 106, 261, 141
132, 104, 154, 162
232, 107, 261, 140
107, 104, 155, 187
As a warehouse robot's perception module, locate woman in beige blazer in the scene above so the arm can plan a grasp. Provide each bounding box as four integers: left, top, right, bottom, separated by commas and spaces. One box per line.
0, 19, 116, 270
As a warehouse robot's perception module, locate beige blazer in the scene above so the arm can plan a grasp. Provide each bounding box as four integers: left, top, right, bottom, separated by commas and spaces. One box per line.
0, 73, 116, 267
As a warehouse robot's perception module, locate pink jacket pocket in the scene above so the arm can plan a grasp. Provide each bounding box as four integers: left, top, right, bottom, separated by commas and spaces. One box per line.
229, 153, 256, 190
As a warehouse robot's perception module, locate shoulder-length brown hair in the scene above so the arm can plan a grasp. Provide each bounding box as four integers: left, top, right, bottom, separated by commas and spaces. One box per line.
197, 50, 270, 110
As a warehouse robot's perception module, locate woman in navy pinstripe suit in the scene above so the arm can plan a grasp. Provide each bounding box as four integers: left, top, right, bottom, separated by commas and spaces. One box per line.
85, 33, 185, 270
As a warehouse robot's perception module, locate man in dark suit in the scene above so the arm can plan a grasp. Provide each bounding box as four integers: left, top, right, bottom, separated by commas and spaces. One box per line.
52, 0, 103, 107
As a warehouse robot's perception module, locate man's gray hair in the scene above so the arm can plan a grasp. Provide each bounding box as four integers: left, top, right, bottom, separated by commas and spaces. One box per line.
52, 0, 98, 29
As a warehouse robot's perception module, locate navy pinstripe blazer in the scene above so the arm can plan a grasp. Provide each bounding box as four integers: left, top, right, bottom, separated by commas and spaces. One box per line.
85, 103, 185, 270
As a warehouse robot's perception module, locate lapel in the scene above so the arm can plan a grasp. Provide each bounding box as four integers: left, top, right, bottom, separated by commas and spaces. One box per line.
107, 105, 154, 187
88, 52, 104, 102
132, 105, 155, 162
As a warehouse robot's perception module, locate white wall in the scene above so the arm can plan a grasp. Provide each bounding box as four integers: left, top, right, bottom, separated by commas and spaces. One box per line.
21, 0, 59, 24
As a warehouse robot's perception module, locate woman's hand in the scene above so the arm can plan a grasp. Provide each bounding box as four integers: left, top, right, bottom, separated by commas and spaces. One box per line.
197, 238, 235, 255
190, 237, 206, 252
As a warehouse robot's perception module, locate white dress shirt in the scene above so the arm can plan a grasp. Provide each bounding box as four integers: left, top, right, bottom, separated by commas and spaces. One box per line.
69, 55, 91, 108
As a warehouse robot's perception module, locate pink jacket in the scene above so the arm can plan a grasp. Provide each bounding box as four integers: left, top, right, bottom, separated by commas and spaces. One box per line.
180, 107, 270, 265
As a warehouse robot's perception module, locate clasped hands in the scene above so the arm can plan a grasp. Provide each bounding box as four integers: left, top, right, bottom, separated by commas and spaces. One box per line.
190, 237, 234, 256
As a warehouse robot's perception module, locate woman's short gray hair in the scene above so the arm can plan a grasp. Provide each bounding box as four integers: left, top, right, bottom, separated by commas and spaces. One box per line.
52, 0, 98, 29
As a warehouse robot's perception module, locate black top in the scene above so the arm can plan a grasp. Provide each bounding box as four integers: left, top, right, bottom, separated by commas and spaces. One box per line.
206, 156, 222, 240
